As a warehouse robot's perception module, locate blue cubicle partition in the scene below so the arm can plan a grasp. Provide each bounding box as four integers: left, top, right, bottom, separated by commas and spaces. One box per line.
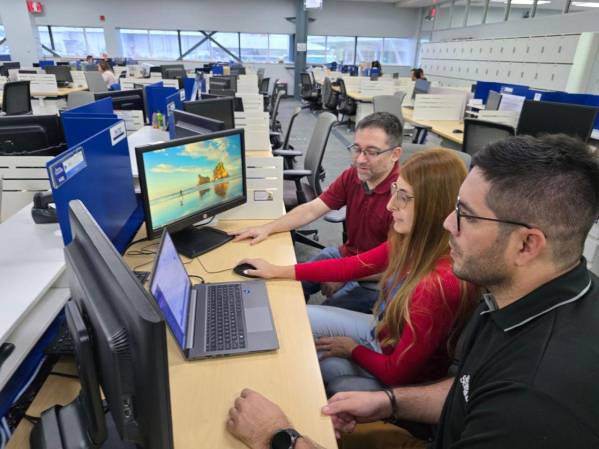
474, 82, 533, 104
212, 65, 225, 75
145, 82, 178, 120
63, 96, 114, 115
0, 54, 11, 62
39, 60, 55, 68
46, 120, 143, 251
165, 90, 184, 138
184, 76, 204, 101
61, 97, 118, 147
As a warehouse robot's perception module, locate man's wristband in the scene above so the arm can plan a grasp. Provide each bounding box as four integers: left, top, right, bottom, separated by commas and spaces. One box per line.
382, 388, 398, 420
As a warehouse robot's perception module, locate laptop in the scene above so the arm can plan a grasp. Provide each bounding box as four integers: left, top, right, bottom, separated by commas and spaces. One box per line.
148, 229, 279, 359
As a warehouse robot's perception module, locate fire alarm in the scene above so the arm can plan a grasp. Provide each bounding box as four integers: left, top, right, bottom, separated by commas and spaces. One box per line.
100, 15, 106, 22
27, 1, 43, 14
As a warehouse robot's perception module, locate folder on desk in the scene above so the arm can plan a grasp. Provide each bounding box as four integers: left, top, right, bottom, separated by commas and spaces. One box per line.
47, 120, 143, 251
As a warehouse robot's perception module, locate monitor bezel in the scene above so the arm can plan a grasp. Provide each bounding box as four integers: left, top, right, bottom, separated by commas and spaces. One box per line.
183, 97, 236, 129
136, 128, 247, 241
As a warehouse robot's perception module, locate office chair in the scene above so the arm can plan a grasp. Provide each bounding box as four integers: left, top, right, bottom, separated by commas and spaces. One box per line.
336, 78, 357, 128
256, 68, 265, 88
66, 91, 95, 109
272, 107, 303, 167
2, 81, 32, 115
284, 111, 338, 249
270, 90, 284, 133
259, 77, 270, 95
300, 72, 320, 110
400, 143, 472, 169
462, 118, 515, 157
84, 71, 108, 93
373, 94, 430, 144
321, 78, 339, 113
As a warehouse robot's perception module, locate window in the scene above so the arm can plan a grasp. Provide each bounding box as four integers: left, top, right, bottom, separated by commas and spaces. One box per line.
307, 35, 354, 64
38, 26, 53, 56
209, 32, 239, 61
148, 30, 179, 59
240, 33, 291, 63
381, 38, 413, 65
120, 29, 151, 59
48, 26, 106, 57
269, 34, 291, 63
0, 25, 9, 56
356, 37, 383, 63
180, 31, 210, 60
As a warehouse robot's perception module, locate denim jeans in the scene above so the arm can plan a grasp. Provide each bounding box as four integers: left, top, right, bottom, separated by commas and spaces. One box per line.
302, 246, 380, 314
308, 305, 385, 395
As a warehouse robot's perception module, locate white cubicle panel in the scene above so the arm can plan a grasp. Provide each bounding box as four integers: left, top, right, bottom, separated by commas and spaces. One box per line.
477, 110, 519, 129
16, 73, 58, 94
219, 156, 284, 220
0, 156, 51, 222
115, 110, 145, 133
120, 77, 179, 90
413, 95, 466, 121
70, 70, 88, 88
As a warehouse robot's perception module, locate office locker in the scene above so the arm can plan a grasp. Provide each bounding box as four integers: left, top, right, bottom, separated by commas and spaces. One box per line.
552, 64, 572, 90
535, 64, 554, 90
513, 38, 529, 61
553, 35, 579, 64
492, 39, 506, 62
527, 37, 546, 63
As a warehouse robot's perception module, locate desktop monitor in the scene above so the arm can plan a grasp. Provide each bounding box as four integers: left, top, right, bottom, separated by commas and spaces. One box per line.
82, 63, 97, 71
517, 100, 599, 142
94, 89, 146, 121
56, 61, 71, 66
0, 61, 20, 77
173, 109, 225, 138
160, 64, 185, 78
412, 79, 431, 99
202, 93, 243, 112
164, 67, 187, 80
184, 97, 235, 129
30, 200, 174, 449
44, 65, 73, 85
210, 75, 237, 92
136, 129, 246, 257
149, 66, 162, 75
0, 114, 66, 156
486, 90, 502, 111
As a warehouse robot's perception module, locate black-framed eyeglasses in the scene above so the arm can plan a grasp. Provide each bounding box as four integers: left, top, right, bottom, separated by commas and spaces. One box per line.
455, 197, 537, 233
347, 143, 395, 158
390, 182, 414, 209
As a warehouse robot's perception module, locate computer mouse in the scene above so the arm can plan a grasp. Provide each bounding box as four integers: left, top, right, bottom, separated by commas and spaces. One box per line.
233, 263, 260, 278
453, 129, 463, 134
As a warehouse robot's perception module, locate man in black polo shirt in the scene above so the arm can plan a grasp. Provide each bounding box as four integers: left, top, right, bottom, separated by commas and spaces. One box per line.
226, 135, 599, 449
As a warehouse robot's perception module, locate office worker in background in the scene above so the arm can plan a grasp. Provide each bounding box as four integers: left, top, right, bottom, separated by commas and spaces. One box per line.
410, 68, 426, 81
238, 149, 478, 396
371, 60, 382, 75
85, 55, 94, 64
231, 112, 403, 313
98, 60, 117, 88
228, 134, 599, 449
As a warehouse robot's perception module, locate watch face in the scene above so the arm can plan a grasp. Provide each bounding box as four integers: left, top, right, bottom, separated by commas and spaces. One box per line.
271, 430, 293, 449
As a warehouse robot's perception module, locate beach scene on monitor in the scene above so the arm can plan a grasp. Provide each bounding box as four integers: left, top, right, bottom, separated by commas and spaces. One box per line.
143, 134, 243, 230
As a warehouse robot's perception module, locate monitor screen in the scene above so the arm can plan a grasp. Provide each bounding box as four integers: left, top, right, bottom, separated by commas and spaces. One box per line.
44, 65, 73, 83
202, 93, 243, 112
210, 75, 237, 91
0, 114, 66, 156
173, 110, 225, 138
486, 90, 502, 111
136, 129, 246, 239
412, 79, 431, 99
498, 93, 526, 113
149, 230, 191, 348
517, 100, 599, 142
184, 98, 235, 129
161, 64, 185, 78
94, 89, 146, 120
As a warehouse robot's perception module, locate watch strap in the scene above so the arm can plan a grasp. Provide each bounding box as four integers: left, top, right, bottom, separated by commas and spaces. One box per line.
271, 428, 302, 449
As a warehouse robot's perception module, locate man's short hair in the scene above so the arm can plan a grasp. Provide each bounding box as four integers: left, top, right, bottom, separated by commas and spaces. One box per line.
356, 112, 403, 148
473, 134, 599, 267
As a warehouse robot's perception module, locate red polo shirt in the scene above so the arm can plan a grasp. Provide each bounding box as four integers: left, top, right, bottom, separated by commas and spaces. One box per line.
319, 164, 398, 257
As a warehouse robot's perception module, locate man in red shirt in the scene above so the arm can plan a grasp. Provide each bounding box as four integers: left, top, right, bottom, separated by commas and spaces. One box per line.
231, 112, 402, 313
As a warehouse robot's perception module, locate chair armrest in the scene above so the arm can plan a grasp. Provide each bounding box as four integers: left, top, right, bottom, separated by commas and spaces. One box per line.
324, 207, 346, 224
414, 124, 432, 131
283, 169, 311, 181
274, 149, 302, 158
270, 131, 281, 138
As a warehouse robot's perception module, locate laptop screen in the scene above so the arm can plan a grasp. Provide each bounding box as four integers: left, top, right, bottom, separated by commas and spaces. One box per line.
150, 231, 191, 348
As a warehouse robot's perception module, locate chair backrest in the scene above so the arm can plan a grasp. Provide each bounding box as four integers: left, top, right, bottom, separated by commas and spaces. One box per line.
67, 91, 95, 108
282, 107, 301, 150
270, 90, 284, 129
300, 72, 313, 97
400, 143, 472, 169
462, 118, 515, 157
3, 81, 31, 115
337, 77, 347, 96
259, 77, 270, 95
303, 112, 338, 195
84, 71, 108, 93
393, 90, 406, 106
373, 95, 404, 127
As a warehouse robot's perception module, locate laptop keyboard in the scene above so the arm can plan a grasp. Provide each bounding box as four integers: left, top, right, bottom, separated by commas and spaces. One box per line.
205, 284, 247, 352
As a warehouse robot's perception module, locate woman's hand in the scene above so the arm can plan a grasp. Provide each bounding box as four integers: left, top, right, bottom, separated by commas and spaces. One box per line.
315, 336, 359, 359
236, 258, 294, 280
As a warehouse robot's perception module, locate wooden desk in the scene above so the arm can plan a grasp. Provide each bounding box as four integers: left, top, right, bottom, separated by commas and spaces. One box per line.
401, 107, 464, 146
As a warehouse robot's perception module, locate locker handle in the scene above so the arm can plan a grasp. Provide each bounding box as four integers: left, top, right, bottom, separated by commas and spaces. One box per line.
558, 45, 562, 53
541, 46, 544, 53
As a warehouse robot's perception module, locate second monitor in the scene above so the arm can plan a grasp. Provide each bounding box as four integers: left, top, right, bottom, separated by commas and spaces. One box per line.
136, 129, 246, 258
184, 97, 235, 129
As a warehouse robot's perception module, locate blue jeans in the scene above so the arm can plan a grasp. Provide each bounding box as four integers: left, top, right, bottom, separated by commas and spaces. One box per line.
308, 305, 385, 395
302, 246, 380, 314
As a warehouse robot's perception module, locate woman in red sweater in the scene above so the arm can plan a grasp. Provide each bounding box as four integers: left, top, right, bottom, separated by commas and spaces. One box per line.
238, 149, 478, 394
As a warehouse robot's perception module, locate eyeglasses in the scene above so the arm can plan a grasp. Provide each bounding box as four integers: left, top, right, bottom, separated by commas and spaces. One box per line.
455, 197, 536, 233
390, 182, 414, 209
347, 143, 395, 158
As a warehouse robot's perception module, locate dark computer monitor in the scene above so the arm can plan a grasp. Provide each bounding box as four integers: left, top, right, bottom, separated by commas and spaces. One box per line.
183, 97, 235, 129
210, 75, 237, 92
149, 66, 162, 75
161, 64, 185, 78
163, 67, 187, 80
517, 100, 599, 142
196, 67, 212, 74
94, 89, 146, 121
0, 61, 20, 77
44, 65, 73, 86
30, 200, 174, 449
82, 63, 97, 71
202, 93, 243, 112
136, 129, 246, 257
56, 61, 71, 66
412, 79, 431, 99
18, 69, 37, 74
173, 109, 225, 138
486, 90, 502, 111
209, 88, 236, 97
0, 114, 66, 156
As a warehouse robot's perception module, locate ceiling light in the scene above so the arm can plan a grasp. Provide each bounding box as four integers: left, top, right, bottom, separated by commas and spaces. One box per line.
491, 0, 551, 4
571, 1, 599, 6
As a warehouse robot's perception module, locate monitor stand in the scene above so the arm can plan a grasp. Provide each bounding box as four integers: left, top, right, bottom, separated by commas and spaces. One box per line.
170, 225, 233, 259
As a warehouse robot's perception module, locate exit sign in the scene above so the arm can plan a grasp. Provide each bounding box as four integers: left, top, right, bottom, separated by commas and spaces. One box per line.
27, 1, 43, 14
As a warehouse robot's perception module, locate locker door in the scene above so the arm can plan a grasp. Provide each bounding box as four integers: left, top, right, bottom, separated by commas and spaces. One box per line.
552, 35, 579, 64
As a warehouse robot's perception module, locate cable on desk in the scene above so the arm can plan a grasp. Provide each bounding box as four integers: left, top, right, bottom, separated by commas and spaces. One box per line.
126, 241, 159, 257
189, 275, 205, 284
123, 236, 149, 252
23, 414, 40, 425
49, 371, 79, 379
195, 256, 234, 274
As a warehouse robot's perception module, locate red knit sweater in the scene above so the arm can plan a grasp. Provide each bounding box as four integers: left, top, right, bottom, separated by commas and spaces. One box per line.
295, 242, 463, 386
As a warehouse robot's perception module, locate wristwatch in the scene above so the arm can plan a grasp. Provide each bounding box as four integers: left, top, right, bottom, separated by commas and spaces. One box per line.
270, 428, 302, 449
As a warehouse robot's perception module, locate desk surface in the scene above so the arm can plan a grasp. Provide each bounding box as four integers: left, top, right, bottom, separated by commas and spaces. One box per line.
402, 107, 464, 145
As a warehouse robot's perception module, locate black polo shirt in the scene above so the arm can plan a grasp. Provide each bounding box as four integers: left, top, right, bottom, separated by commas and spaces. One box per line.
434, 260, 599, 448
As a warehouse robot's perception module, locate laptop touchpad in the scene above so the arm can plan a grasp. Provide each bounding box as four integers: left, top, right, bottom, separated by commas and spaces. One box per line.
245, 308, 274, 333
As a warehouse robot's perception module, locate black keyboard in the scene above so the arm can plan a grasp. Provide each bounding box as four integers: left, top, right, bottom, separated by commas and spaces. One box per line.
205, 284, 247, 352
46, 271, 151, 356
